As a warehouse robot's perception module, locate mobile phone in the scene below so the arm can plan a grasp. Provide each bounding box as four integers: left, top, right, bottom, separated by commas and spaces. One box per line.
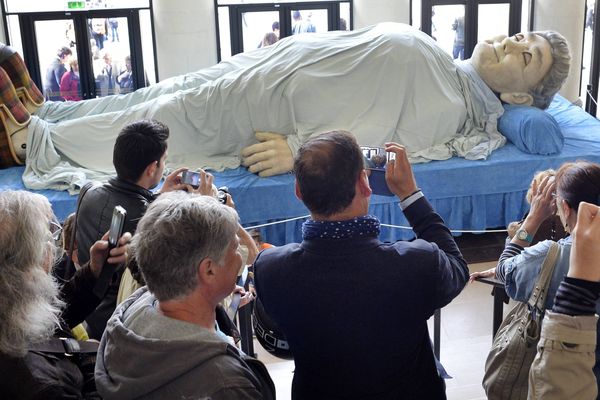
226, 292, 242, 320
108, 205, 126, 248
182, 170, 200, 188
361, 146, 395, 196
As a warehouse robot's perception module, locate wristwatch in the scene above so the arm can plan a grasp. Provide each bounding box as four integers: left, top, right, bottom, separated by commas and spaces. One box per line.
516, 228, 534, 244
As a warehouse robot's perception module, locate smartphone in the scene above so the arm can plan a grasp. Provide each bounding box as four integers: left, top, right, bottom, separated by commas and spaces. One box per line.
361, 146, 395, 196
182, 170, 200, 188
226, 292, 242, 320
108, 205, 126, 248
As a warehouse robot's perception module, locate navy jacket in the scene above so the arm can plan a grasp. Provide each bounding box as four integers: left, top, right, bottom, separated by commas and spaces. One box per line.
254, 197, 469, 399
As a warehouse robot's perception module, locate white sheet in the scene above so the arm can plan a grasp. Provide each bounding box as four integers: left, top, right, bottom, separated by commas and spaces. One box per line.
24, 22, 505, 191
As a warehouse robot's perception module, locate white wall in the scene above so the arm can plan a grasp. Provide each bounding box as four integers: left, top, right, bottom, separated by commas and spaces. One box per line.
153, 0, 218, 80
534, 0, 585, 103
353, 0, 409, 28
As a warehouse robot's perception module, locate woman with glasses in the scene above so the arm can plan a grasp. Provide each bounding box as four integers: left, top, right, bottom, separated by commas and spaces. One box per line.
471, 160, 600, 391
0, 190, 130, 399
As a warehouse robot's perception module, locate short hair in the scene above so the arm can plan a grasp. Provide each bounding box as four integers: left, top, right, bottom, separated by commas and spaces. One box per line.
294, 130, 363, 216
68, 58, 78, 69
132, 192, 240, 302
556, 161, 600, 211
293, 10, 302, 20
113, 119, 169, 182
57, 46, 72, 59
272, 21, 280, 31
529, 31, 571, 109
0, 191, 63, 356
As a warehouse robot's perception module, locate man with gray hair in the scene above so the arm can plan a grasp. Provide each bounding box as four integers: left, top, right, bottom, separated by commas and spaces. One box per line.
95, 192, 274, 399
0, 190, 129, 398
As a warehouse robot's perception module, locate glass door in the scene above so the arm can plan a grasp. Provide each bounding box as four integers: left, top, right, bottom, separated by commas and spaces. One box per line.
10, 9, 155, 100
33, 18, 80, 101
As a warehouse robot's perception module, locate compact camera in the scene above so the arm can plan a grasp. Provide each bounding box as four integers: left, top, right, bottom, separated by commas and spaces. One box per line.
181, 170, 201, 188
361, 146, 396, 197
217, 186, 230, 204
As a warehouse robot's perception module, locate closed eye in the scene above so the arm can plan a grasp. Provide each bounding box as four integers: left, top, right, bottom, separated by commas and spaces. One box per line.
514, 33, 524, 41
523, 51, 532, 65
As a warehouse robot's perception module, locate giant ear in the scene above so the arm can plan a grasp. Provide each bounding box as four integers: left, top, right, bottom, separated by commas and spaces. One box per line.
500, 92, 534, 106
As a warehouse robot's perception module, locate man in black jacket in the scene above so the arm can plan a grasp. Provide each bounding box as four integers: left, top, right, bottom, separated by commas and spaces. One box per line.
76, 119, 189, 340
254, 131, 469, 399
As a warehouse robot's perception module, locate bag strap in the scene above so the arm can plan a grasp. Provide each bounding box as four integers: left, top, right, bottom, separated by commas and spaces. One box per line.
29, 337, 99, 355
64, 181, 96, 280
526, 241, 560, 314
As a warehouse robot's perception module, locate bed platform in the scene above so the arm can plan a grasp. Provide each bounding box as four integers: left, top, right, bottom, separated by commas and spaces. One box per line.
2, 95, 599, 244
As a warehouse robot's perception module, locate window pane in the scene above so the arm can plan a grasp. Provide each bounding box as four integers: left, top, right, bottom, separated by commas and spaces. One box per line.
218, 6, 232, 60
291, 9, 326, 34
241, 11, 280, 51
521, 0, 530, 32
478, 3, 510, 42
36, 19, 79, 101
88, 17, 131, 97
582, 1, 594, 100
340, 2, 350, 31
219, 0, 332, 4
411, 0, 422, 29
6, 15, 23, 58
5, 0, 149, 13
140, 9, 156, 86
432, 5, 465, 60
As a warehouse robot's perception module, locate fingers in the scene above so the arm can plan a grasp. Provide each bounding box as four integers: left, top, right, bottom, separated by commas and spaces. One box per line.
168, 167, 188, 180
197, 170, 214, 196
242, 147, 274, 166
255, 131, 286, 142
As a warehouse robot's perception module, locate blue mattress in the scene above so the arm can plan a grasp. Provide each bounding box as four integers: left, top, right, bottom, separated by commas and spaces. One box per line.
2, 95, 599, 244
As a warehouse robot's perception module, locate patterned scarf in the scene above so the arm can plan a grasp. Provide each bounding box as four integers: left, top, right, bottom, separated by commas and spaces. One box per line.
302, 215, 380, 240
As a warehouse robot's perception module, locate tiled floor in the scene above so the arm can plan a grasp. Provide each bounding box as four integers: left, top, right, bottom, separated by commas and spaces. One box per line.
255, 261, 512, 400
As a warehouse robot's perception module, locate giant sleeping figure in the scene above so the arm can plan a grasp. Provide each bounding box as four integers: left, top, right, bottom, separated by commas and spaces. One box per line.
0, 22, 570, 191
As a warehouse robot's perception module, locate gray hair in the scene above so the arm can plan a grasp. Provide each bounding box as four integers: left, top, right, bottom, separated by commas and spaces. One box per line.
529, 31, 571, 109
132, 191, 239, 302
0, 191, 64, 356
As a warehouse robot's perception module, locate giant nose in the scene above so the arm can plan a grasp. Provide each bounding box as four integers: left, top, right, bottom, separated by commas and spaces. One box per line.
502, 36, 525, 54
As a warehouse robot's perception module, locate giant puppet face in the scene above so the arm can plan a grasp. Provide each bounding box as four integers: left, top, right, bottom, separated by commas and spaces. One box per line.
471, 33, 553, 106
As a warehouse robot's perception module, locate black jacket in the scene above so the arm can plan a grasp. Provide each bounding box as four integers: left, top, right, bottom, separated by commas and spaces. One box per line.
76, 177, 155, 339
0, 263, 102, 399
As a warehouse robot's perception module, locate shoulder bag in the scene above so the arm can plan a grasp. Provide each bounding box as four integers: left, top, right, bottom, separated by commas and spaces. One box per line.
482, 241, 560, 400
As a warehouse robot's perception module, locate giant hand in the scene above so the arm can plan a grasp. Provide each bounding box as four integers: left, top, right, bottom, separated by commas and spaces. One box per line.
241, 131, 294, 177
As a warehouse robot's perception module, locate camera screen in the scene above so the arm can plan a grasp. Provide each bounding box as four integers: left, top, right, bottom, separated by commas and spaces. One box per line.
360, 146, 395, 169
109, 207, 125, 246
183, 171, 200, 187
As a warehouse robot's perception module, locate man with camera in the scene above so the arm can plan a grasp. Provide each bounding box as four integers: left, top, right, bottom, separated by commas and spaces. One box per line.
253, 130, 469, 399
75, 119, 195, 340
95, 192, 274, 399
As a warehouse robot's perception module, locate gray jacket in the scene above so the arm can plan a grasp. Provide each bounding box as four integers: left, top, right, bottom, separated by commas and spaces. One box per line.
95, 287, 264, 399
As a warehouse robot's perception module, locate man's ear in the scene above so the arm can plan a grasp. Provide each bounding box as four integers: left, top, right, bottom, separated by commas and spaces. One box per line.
500, 92, 534, 106
295, 180, 303, 201
358, 170, 372, 197
144, 160, 157, 178
198, 257, 216, 284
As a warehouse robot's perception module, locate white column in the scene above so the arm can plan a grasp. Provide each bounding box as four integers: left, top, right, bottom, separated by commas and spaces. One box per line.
353, 0, 410, 28
534, 0, 585, 103
152, 0, 217, 80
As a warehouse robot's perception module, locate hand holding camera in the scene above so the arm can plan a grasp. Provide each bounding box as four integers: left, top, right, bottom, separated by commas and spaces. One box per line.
182, 169, 215, 196
384, 142, 418, 200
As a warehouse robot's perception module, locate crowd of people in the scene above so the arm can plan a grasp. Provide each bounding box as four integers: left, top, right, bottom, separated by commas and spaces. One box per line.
2, 119, 600, 398
4, 20, 600, 400
43, 16, 133, 102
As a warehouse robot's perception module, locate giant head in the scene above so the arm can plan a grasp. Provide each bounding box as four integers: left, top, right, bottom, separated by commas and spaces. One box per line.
471, 31, 571, 109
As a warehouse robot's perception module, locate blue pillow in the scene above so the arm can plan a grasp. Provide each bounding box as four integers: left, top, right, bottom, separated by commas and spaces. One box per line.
497, 104, 564, 155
